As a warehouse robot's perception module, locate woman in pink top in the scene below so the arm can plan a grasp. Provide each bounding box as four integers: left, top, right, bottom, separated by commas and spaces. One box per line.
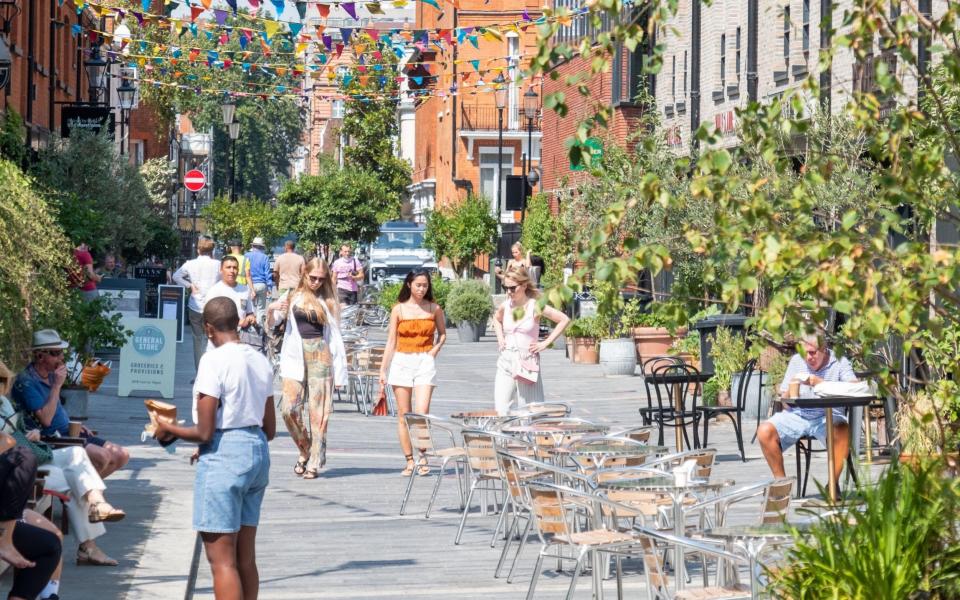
492, 266, 570, 415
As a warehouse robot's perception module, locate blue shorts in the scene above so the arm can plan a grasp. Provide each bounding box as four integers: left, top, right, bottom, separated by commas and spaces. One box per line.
768, 410, 848, 449
193, 426, 270, 533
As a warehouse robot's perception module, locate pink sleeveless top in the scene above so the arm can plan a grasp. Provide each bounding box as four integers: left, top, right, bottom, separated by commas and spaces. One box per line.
503, 299, 539, 350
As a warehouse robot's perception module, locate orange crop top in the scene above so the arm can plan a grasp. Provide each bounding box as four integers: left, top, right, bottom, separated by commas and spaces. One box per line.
396, 307, 436, 353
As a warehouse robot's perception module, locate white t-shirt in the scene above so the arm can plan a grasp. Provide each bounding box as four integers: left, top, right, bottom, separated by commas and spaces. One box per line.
207, 280, 255, 319
172, 256, 221, 313
192, 342, 273, 429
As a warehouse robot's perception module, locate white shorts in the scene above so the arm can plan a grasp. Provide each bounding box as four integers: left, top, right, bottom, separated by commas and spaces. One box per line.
387, 352, 436, 388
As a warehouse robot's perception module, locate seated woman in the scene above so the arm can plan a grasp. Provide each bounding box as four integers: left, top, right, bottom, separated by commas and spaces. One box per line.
1, 389, 123, 567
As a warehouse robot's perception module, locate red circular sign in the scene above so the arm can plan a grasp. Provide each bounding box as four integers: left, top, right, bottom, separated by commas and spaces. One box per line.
184, 169, 206, 192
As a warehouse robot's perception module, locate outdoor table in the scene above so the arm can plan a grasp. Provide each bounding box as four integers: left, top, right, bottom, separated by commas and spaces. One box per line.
449, 410, 502, 430
705, 524, 801, 600
781, 395, 876, 503
553, 442, 671, 469
600, 476, 734, 592
646, 370, 714, 452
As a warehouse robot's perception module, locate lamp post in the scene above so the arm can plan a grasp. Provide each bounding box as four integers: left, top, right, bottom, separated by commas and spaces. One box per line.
116, 77, 136, 156
0, 1, 17, 93
228, 120, 240, 202
0, 0, 20, 38
493, 73, 507, 292
84, 44, 108, 104
522, 86, 538, 224
222, 100, 238, 201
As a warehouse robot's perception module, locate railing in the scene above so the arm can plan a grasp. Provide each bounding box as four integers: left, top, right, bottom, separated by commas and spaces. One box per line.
460, 105, 541, 132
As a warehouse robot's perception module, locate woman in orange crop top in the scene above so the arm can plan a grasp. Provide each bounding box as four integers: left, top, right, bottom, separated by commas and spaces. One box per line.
379, 270, 447, 476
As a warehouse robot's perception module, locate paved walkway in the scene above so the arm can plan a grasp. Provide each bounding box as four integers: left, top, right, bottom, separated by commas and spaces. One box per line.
3, 327, 875, 599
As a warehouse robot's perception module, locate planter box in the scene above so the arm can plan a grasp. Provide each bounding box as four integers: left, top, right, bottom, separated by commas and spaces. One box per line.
456, 321, 483, 343
599, 338, 637, 377
569, 337, 599, 364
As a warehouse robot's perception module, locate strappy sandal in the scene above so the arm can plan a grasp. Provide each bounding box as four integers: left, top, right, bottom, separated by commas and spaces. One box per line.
293, 458, 307, 476
416, 456, 431, 477
88, 502, 125, 523
302, 469, 319, 480
76, 546, 119, 566
401, 454, 415, 477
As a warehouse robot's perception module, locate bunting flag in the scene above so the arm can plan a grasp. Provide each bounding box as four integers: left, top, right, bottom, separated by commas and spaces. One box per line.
342, 2, 358, 19
225, 0, 238, 14
339, 27, 354, 44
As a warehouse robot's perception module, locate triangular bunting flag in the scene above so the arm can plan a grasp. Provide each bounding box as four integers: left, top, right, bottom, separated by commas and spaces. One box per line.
342, 2, 358, 19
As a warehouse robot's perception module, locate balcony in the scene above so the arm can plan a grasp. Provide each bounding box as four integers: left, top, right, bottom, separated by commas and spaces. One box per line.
460, 105, 541, 132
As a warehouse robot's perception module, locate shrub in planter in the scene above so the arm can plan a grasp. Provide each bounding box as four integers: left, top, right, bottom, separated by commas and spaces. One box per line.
623, 299, 680, 366
707, 327, 749, 407
378, 282, 402, 312
669, 331, 701, 369
445, 280, 493, 342
566, 316, 605, 364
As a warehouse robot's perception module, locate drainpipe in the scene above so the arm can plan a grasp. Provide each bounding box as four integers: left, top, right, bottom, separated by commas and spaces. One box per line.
690, 0, 701, 149
49, 0, 56, 134
451, 6, 458, 186
818, 0, 832, 111
25, 0, 35, 149
747, 0, 758, 103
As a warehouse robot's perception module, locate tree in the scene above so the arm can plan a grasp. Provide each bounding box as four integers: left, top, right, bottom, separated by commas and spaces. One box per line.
0, 160, 72, 367
520, 193, 568, 287
277, 160, 391, 252
424, 195, 498, 277
201, 195, 284, 249
140, 157, 176, 216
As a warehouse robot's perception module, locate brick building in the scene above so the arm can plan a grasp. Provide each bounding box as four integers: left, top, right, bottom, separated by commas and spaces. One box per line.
406, 0, 543, 242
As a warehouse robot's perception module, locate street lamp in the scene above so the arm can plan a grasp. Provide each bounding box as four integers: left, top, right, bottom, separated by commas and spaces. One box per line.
521, 86, 538, 223
228, 119, 240, 202
0, 36, 10, 91
117, 78, 136, 156
0, 0, 20, 38
84, 44, 109, 104
221, 100, 236, 126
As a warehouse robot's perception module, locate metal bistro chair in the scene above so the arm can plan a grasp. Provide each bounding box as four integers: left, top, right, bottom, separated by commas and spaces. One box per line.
698, 359, 758, 462
454, 430, 506, 545
399, 413, 467, 518
646, 362, 705, 450
347, 344, 390, 415
641, 356, 686, 430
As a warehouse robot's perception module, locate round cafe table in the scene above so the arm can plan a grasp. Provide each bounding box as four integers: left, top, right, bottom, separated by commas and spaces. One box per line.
705, 524, 803, 600
600, 476, 734, 592
553, 443, 670, 469
449, 410, 503, 431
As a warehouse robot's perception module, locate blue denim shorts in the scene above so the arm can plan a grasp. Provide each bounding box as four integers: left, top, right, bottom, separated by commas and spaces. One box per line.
193, 426, 270, 533
768, 410, 848, 449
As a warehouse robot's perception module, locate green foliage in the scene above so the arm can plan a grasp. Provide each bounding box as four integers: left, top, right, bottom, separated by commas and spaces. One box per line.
277, 160, 392, 252
30, 130, 157, 261
378, 282, 402, 312
621, 297, 669, 328
520, 193, 567, 287
142, 215, 182, 262
445, 280, 493, 324
762, 350, 790, 399
566, 316, 607, 339
201, 195, 283, 249
49, 292, 132, 377
669, 331, 700, 360
0, 108, 26, 167
708, 327, 749, 392
423, 196, 498, 277
430, 275, 452, 310
0, 160, 73, 368
139, 157, 176, 216
770, 461, 960, 599
701, 378, 718, 407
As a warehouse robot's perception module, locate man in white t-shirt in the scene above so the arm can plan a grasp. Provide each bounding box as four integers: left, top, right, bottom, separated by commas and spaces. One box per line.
171, 237, 222, 371
206, 256, 256, 351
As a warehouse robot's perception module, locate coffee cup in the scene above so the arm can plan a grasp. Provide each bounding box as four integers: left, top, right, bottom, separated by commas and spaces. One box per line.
68, 421, 83, 438
788, 380, 801, 399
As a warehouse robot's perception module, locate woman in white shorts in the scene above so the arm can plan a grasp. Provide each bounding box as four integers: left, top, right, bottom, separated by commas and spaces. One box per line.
379, 270, 447, 476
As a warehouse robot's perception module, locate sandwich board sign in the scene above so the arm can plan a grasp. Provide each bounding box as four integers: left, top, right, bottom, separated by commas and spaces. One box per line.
118, 318, 176, 399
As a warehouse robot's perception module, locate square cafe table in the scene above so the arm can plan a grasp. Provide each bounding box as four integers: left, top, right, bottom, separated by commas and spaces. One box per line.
781, 395, 876, 503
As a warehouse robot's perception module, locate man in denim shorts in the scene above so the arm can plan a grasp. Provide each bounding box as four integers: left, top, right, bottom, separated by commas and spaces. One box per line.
757, 333, 857, 486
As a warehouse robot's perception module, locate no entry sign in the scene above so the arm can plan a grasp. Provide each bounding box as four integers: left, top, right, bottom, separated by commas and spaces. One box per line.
184, 169, 206, 193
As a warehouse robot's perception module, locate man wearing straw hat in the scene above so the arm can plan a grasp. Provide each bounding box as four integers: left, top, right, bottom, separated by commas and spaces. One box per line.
11, 330, 129, 480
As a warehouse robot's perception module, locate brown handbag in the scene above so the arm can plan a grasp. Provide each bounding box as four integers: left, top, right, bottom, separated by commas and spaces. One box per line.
372, 387, 389, 416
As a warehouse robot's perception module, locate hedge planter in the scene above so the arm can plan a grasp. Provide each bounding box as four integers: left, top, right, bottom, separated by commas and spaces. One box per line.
634, 327, 686, 366
456, 321, 484, 343
599, 338, 638, 377
569, 337, 599, 364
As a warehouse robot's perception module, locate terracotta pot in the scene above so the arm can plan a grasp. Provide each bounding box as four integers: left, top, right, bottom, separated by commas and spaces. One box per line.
634, 327, 686, 370
569, 337, 600, 364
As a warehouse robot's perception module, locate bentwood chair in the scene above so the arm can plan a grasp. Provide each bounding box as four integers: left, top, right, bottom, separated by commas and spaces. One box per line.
698, 359, 757, 462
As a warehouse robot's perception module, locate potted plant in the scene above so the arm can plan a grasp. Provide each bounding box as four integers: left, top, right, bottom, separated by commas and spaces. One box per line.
56, 292, 131, 417
566, 316, 603, 364
445, 279, 493, 343
668, 331, 701, 369
622, 299, 685, 365
707, 326, 750, 407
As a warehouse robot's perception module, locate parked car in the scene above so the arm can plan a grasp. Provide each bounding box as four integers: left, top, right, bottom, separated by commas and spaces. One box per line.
365, 221, 437, 286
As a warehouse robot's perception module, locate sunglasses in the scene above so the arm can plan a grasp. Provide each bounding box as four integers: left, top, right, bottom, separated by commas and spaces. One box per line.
308, 275, 324, 283
42, 350, 64, 357
503, 285, 519, 293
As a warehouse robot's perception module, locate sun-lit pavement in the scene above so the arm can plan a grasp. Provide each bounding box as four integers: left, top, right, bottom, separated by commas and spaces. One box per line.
3, 326, 869, 599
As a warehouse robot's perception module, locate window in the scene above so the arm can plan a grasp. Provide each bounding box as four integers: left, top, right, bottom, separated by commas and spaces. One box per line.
331, 99, 345, 118
720, 34, 726, 85
802, 0, 810, 54
783, 5, 791, 63
735, 27, 741, 82
671, 55, 676, 100
479, 150, 514, 214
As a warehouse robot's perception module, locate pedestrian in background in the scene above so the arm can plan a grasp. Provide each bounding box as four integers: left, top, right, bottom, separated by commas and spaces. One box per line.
494, 242, 531, 283
206, 257, 257, 349
379, 270, 446, 476
71, 243, 101, 302
228, 240, 252, 292
492, 266, 569, 415
245, 237, 273, 325
172, 237, 221, 372
330, 244, 364, 306
96, 254, 125, 279
268, 257, 346, 479
153, 298, 275, 600
273, 240, 305, 297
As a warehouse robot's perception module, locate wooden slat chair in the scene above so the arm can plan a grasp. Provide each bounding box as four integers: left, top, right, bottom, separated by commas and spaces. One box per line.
399, 414, 467, 518
633, 528, 750, 600
454, 430, 505, 544
348, 345, 388, 415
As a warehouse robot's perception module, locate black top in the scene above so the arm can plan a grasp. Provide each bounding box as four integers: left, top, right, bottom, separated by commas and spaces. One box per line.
293, 306, 325, 339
